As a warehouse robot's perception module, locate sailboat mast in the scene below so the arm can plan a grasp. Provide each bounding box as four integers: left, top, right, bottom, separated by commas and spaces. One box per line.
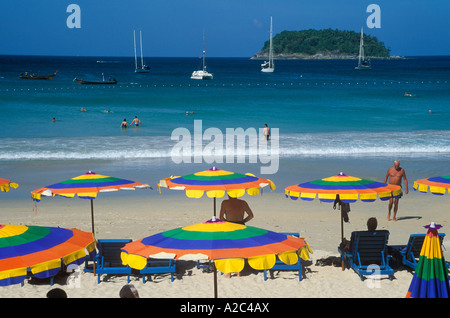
133, 30, 138, 70
269, 16, 273, 66
358, 27, 364, 66
140, 30, 144, 68
202, 32, 206, 72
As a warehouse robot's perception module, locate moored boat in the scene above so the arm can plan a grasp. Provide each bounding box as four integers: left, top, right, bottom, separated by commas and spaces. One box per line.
19, 71, 58, 80
73, 75, 117, 85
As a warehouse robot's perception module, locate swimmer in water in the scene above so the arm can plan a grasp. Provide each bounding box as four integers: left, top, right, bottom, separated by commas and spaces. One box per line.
130, 116, 141, 127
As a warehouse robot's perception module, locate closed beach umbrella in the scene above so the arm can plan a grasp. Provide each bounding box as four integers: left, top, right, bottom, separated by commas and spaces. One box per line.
0, 178, 18, 192
285, 172, 402, 268
158, 166, 276, 216
121, 217, 311, 298
406, 222, 449, 298
0, 224, 96, 286
413, 175, 450, 195
31, 171, 151, 235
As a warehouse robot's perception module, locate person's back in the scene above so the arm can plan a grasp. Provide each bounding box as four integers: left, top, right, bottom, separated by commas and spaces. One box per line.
343, 217, 380, 252
219, 196, 254, 224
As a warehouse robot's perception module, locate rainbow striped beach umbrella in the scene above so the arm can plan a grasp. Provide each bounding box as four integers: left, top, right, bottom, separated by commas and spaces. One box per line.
121, 218, 311, 298
285, 173, 402, 266
31, 171, 151, 234
406, 222, 450, 298
158, 167, 275, 216
285, 173, 402, 203
0, 178, 18, 192
0, 224, 96, 286
413, 175, 450, 195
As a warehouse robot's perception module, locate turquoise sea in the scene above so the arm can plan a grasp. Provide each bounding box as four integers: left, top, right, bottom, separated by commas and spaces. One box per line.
1, 55, 450, 199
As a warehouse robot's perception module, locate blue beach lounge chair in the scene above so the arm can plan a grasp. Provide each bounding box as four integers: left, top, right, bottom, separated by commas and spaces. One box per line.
338, 230, 394, 281
140, 258, 177, 283
390, 233, 446, 271
93, 239, 133, 284
264, 232, 303, 281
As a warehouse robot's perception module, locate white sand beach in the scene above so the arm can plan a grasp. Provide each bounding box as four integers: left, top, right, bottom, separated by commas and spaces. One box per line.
1, 190, 449, 299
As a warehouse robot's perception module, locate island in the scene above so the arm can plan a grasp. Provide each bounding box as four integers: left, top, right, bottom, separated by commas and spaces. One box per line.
251, 28, 396, 60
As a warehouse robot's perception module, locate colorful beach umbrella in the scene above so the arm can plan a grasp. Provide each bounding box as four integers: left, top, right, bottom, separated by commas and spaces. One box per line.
285, 172, 402, 269
121, 217, 312, 298
285, 172, 402, 203
413, 175, 450, 195
406, 222, 450, 298
0, 178, 18, 192
31, 171, 151, 234
0, 224, 96, 286
158, 166, 276, 216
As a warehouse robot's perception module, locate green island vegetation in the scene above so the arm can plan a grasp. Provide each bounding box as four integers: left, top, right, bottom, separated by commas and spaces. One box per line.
253, 28, 391, 59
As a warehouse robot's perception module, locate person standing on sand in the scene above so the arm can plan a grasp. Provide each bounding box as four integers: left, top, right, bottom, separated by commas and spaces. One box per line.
384, 160, 408, 221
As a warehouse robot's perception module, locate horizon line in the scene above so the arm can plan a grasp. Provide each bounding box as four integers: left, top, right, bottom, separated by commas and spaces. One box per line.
2, 54, 450, 59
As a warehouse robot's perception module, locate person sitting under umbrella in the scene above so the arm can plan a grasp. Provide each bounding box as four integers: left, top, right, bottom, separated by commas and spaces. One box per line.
219, 195, 254, 225
340, 217, 378, 251
219, 195, 255, 278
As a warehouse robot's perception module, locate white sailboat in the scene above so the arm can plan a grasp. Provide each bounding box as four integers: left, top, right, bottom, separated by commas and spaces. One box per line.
355, 27, 371, 70
191, 33, 213, 80
261, 16, 275, 73
134, 30, 150, 73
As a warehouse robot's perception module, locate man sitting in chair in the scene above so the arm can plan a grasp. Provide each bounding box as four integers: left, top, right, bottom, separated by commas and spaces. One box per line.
340, 217, 378, 251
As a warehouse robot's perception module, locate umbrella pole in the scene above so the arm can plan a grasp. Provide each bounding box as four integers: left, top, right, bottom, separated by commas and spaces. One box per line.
214, 263, 218, 298
213, 197, 216, 217
90, 199, 97, 276
90, 199, 95, 235
341, 212, 345, 271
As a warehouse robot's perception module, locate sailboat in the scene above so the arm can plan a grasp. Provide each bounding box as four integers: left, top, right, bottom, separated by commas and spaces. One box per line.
134, 30, 150, 73
261, 16, 275, 73
191, 33, 213, 80
355, 27, 371, 70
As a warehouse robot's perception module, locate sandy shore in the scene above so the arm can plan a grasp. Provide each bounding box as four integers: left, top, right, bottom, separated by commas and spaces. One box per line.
1, 190, 449, 299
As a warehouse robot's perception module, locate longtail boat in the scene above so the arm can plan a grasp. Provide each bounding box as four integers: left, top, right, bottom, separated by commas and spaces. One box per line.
73, 75, 117, 85
19, 71, 58, 80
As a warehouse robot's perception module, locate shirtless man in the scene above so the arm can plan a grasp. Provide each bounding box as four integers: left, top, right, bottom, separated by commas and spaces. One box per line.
130, 116, 141, 127
384, 160, 408, 221
219, 196, 254, 278
219, 196, 254, 225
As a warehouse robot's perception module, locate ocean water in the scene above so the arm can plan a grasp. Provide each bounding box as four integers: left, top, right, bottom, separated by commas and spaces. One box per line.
1, 55, 450, 198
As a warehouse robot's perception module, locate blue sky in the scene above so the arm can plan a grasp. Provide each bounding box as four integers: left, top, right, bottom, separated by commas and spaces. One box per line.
0, 0, 449, 57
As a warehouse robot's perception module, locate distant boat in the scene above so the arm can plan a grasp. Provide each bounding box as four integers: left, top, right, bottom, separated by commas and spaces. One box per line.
19, 71, 58, 80
355, 27, 371, 70
261, 17, 274, 73
73, 74, 117, 85
191, 33, 213, 80
134, 30, 150, 73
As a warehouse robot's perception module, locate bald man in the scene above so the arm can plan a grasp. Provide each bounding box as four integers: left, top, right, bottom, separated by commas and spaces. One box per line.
384, 160, 408, 221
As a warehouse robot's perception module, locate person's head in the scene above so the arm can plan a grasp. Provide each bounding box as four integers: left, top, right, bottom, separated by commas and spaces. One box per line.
119, 284, 139, 298
135, 116, 137, 118
123, 118, 126, 121
367, 217, 378, 231
394, 160, 400, 168
264, 124, 268, 127
46, 288, 67, 298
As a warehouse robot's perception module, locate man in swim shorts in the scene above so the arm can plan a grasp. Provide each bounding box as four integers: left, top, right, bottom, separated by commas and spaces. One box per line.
130, 116, 141, 127
384, 160, 408, 221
